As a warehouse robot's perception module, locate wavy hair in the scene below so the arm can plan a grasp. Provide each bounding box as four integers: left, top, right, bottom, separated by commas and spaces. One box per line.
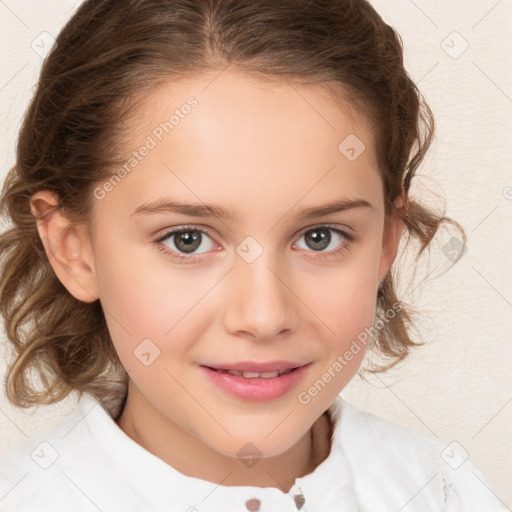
0, 0, 465, 412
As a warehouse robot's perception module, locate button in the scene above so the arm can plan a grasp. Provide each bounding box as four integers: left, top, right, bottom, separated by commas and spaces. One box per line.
293, 492, 305, 509
245, 498, 261, 511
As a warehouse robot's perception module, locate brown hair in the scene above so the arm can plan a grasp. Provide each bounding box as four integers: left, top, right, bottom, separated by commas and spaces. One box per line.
0, 0, 465, 410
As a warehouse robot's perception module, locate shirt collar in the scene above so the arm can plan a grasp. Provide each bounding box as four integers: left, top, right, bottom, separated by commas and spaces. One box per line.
75, 392, 360, 511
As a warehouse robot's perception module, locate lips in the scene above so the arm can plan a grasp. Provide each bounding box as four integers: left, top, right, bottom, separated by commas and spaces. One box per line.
200, 361, 311, 401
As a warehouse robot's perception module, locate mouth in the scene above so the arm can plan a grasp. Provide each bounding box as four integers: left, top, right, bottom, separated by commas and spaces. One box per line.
205, 367, 298, 379
203, 360, 308, 377
199, 361, 311, 401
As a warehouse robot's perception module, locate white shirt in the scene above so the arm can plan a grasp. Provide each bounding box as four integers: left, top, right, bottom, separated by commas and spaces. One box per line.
0, 391, 507, 512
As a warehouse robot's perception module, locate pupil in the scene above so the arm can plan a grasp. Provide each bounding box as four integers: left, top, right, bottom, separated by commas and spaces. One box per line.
176, 231, 201, 253
306, 228, 330, 251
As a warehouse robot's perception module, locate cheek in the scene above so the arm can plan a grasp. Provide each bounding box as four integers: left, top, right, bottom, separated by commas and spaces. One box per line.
303, 250, 380, 339
296, 243, 380, 399
92, 236, 207, 365
329, 274, 378, 343
295, 272, 377, 415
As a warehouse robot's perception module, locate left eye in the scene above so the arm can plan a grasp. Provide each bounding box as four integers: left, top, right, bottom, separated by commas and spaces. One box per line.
295, 226, 349, 252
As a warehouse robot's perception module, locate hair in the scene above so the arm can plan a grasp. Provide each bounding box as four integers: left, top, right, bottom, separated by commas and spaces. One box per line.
0, 0, 466, 412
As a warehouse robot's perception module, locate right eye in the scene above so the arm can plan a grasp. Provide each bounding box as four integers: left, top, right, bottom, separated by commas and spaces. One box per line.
154, 225, 219, 262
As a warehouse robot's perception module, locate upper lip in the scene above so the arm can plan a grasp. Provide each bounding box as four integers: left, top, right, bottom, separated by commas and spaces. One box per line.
203, 361, 310, 372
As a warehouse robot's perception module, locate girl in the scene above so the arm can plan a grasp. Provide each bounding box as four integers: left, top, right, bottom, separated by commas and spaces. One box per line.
0, 0, 507, 511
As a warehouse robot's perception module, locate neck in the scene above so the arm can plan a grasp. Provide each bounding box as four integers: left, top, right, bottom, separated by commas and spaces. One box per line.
115, 383, 333, 491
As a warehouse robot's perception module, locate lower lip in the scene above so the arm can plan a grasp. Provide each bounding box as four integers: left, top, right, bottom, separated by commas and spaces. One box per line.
200, 364, 311, 402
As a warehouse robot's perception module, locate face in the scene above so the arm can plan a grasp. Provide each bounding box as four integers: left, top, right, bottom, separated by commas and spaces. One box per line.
83, 70, 401, 459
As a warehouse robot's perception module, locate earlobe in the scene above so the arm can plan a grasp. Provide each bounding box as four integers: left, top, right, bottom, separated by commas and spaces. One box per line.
30, 190, 99, 303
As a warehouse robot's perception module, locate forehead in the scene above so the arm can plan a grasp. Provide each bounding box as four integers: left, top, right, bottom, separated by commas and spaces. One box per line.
130, 70, 375, 149
95, 70, 383, 221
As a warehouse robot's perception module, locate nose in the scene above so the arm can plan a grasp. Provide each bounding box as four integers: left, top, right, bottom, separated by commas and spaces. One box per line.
222, 249, 299, 341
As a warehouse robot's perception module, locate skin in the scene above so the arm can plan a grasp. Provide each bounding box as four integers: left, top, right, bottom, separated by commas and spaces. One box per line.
30, 69, 405, 491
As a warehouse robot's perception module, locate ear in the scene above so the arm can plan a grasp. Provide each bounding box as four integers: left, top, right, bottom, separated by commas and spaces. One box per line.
30, 190, 99, 303
377, 195, 407, 285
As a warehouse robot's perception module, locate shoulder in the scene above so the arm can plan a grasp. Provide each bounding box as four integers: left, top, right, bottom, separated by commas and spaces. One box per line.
328, 397, 508, 512
0, 410, 85, 510
0, 393, 138, 512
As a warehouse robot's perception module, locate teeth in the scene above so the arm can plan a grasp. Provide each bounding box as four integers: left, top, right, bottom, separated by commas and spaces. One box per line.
241, 371, 263, 378
220, 368, 295, 378
258, 371, 280, 378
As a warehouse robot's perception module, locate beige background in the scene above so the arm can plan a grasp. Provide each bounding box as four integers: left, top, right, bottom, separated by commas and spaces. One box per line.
0, 0, 511, 507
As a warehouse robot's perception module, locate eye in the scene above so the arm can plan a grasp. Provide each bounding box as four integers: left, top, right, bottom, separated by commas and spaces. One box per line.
153, 224, 355, 263
294, 225, 355, 259
154, 225, 218, 261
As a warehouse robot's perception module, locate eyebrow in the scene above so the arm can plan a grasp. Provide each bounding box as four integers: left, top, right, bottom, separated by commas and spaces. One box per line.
131, 197, 373, 220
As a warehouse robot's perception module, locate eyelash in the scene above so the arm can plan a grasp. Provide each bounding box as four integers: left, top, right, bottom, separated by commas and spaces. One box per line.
153, 224, 356, 263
